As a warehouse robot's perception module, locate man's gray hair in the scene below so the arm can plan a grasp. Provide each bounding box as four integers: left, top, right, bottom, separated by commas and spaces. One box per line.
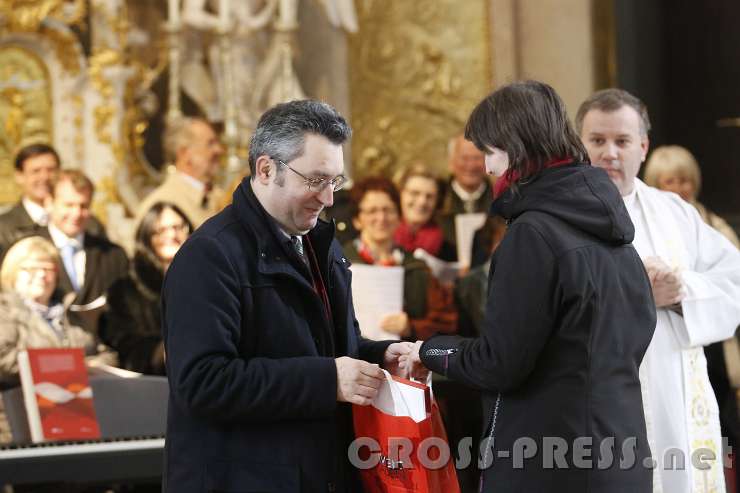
575, 88, 651, 137
163, 117, 208, 163
248, 100, 352, 178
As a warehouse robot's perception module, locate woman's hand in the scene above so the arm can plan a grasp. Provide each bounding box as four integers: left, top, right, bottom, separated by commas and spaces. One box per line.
379, 312, 410, 337
399, 340, 429, 380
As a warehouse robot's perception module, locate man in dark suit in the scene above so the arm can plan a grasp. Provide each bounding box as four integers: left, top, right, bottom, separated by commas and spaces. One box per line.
45, 169, 128, 335
0, 143, 59, 253
0, 143, 105, 258
437, 135, 494, 257
162, 100, 415, 493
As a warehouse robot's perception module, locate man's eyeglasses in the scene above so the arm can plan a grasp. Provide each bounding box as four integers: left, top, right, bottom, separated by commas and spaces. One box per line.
275, 159, 347, 193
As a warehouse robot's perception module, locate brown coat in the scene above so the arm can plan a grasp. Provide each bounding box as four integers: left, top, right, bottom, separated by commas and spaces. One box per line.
134, 171, 224, 231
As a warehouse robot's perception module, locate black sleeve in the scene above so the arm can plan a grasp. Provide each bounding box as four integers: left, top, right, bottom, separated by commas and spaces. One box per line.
420, 222, 559, 393
102, 278, 164, 374
163, 236, 339, 424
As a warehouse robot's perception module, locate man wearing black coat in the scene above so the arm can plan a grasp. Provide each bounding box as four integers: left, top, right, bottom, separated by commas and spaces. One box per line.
162, 100, 414, 493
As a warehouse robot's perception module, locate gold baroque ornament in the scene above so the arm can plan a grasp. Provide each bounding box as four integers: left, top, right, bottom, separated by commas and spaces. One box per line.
88, 48, 122, 147
0, 43, 52, 204
39, 23, 83, 74
348, 0, 492, 179
0, 0, 86, 32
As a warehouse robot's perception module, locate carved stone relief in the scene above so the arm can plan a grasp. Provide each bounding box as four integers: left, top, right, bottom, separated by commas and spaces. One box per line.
348, 0, 492, 179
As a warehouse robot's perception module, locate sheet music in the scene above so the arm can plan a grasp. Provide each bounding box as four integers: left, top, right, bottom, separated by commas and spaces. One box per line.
412, 248, 460, 284
86, 360, 142, 379
372, 370, 429, 423
349, 265, 404, 341
455, 213, 487, 267
69, 295, 107, 312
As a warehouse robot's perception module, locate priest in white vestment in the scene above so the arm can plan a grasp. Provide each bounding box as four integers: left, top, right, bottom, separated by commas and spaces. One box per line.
577, 88, 740, 493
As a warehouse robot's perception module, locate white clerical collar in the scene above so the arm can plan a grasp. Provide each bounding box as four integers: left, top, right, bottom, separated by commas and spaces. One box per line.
451, 180, 486, 202
22, 197, 49, 226
622, 187, 638, 209
177, 171, 206, 193
48, 223, 84, 250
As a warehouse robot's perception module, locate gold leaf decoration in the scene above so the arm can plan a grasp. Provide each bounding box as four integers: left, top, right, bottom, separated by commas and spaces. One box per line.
0, 0, 86, 32
348, 0, 492, 179
0, 43, 52, 203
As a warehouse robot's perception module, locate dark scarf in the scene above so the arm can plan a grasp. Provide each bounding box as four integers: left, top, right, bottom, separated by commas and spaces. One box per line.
130, 249, 166, 301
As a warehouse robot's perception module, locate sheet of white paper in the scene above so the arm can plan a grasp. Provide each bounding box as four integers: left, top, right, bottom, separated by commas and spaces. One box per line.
69, 295, 107, 312
349, 264, 404, 341
455, 212, 487, 267
372, 370, 429, 423
413, 248, 460, 284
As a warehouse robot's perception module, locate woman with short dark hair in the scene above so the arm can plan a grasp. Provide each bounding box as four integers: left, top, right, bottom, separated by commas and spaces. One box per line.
408, 81, 656, 492
102, 202, 191, 375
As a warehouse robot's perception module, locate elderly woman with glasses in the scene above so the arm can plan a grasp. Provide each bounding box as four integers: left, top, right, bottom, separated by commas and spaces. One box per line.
0, 236, 116, 442
102, 202, 192, 375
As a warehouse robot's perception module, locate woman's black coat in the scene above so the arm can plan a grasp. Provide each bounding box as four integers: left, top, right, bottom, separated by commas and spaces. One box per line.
103, 251, 166, 375
421, 164, 657, 492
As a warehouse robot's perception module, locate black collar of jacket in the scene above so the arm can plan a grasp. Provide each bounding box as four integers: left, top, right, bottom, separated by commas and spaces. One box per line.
489, 163, 634, 245
233, 179, 337, 278
490, 163, 583, 221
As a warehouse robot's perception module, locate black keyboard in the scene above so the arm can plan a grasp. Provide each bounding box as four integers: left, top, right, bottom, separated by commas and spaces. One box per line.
0, 435, 164, 484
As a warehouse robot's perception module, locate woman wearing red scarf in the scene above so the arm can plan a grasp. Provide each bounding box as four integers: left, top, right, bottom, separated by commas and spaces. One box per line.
393, 164, 456, 261
407, 81, 656, 492
343, 177, 457, 341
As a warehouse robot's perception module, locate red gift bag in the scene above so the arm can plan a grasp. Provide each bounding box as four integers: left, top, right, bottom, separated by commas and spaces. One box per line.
352, 371, 461, 493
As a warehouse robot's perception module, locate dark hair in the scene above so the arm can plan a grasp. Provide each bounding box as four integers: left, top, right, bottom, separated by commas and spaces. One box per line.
575, 88, 651, 136
248, 99, 352, 177
349, 176, 401, 219
135, 202, 192, 260
14, 143, 60, 171
465, 80, 588, 186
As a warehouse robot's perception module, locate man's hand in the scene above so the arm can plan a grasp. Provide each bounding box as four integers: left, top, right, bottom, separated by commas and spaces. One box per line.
379, 312, 410, 337
335, 357, 384, 406
399, 341, 429, 380
644, 256, 685, 308
383, 341, 416, 377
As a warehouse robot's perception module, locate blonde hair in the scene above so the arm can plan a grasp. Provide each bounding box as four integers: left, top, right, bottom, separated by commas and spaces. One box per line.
0, 236, 60, 291
644, 145, 702, 197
